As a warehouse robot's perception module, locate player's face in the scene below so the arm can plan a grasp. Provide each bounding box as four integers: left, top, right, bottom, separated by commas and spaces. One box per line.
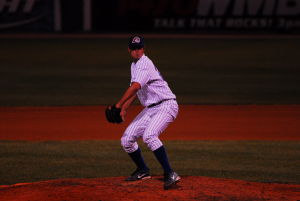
128, 48, 144, 60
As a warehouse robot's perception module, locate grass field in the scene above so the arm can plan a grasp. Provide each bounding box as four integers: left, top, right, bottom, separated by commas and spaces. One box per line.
1, 37, 300, 106
0, 140, 299, 185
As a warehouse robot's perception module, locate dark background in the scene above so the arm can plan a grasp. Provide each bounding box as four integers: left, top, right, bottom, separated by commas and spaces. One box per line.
0, 0, 299, 33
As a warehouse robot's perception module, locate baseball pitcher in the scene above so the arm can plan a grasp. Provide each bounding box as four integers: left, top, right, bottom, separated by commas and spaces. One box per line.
105, 35, 180, 190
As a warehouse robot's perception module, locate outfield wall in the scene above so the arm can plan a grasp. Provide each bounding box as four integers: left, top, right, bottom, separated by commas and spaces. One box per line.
0, 0, 299, 33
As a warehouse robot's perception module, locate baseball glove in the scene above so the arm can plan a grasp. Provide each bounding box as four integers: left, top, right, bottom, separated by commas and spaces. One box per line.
105, 105, 123, 124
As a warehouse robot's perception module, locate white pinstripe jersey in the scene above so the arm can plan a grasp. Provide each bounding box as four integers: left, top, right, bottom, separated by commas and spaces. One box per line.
130, 54, 176, 107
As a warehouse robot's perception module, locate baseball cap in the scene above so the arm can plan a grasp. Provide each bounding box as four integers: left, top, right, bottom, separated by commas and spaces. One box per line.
128, 35, 144, 50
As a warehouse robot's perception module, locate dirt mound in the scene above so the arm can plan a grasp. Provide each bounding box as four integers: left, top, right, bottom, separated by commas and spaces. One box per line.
0, 176, 299, 201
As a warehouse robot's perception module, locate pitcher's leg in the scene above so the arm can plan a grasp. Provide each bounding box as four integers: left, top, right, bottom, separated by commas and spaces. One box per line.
121, 108, 149, 153
121, 108, 151, 180
142, 100, 178, 151
142, 110, 174, 152
142, 110, 175, 173
142, 102, 180, 188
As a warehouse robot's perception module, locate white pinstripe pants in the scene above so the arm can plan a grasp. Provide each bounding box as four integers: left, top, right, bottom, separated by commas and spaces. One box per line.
121, 99, 178, 153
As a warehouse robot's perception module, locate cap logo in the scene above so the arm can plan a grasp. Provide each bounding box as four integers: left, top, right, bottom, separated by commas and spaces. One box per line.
132, 36, 140, 44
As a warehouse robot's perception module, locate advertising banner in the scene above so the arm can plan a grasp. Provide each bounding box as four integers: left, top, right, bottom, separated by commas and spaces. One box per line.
0, 0, 299, 33
0, 0, 57, 32
92, 0, 300, 33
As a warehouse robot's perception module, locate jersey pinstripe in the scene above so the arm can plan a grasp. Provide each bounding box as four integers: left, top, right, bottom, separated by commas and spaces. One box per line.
130, 54, 176, 107
121, 99, 178, 152
121, 54, 179, 153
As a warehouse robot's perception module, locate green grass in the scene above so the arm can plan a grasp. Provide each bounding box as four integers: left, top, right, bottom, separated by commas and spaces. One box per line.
0, 37, 300, 106
0, 140, 299, 185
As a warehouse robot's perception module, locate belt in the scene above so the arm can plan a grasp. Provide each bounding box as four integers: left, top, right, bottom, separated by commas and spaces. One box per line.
147, 98, 176, 108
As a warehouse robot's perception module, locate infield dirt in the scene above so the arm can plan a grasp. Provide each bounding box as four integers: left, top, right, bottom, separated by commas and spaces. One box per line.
1, 105, 300, 141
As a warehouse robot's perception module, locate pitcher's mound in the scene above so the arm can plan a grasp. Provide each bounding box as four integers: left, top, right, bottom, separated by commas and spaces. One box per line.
0, 176, 299, 201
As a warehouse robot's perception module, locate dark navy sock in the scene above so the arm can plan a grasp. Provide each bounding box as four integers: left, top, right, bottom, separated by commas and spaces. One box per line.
128, 148, 149, 171
153, 146, 173, 174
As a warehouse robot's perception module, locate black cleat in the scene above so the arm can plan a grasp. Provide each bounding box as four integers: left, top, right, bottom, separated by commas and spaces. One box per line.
125, 169, 151, 181
164, 171, 180, 190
